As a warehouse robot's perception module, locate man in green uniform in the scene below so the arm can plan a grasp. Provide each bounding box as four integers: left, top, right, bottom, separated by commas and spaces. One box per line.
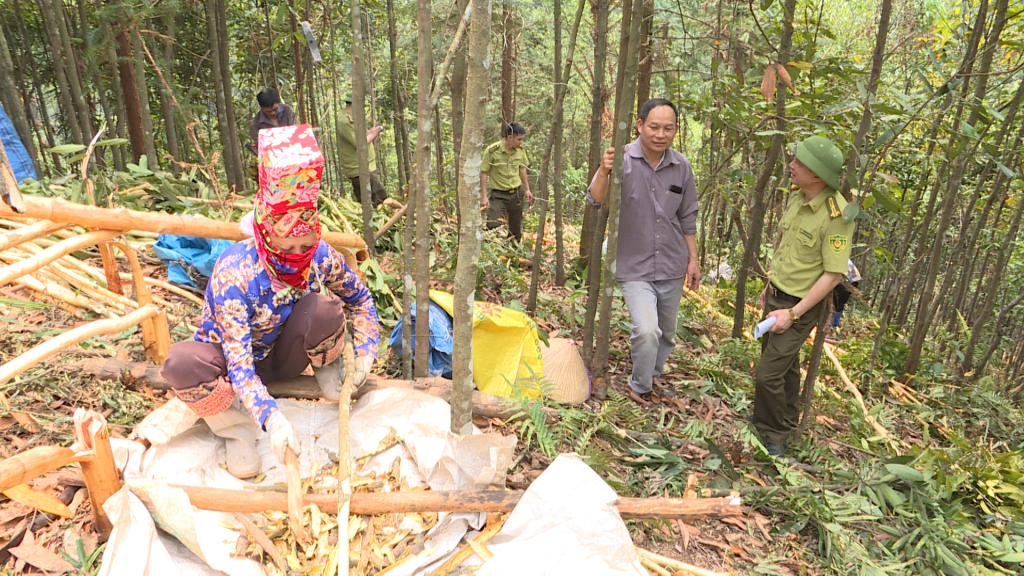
752, 135, 855, 457
338, 96, 388, 206
480, 122, 533, 242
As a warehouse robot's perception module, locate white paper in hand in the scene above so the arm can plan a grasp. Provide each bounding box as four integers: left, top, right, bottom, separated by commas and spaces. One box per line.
754, 317, 777, 339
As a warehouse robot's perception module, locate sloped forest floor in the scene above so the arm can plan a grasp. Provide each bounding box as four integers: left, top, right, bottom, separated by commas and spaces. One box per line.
1, 191, 1023, 575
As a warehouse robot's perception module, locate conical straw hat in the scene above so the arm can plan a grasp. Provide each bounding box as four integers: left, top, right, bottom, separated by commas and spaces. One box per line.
541, 338, 590, 404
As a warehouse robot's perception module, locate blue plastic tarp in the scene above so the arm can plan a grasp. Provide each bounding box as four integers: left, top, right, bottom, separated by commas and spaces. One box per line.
0, 102, 37, 184
388, 301, 453, 378
153, 235, 234, 289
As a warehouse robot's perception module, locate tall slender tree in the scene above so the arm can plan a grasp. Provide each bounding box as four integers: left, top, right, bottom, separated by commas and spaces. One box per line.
350, 0, 376, 252
413, 0, 433, 378
452, 0, 492, 435
0, 24, 40, 174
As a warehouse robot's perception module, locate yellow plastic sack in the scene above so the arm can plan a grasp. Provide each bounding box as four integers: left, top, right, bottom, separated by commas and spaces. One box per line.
430, 290, 543, 399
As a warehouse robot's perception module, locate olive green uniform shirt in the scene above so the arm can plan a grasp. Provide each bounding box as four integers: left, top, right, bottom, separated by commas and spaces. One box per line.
480, 141, 529, 191
769, 188, 855, 298
338, 110, 377, 178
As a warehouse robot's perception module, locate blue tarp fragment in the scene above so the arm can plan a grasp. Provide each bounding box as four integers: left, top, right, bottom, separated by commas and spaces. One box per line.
153, 235, 234, 289
0, 102, 37, 184
388, 301, 453, 378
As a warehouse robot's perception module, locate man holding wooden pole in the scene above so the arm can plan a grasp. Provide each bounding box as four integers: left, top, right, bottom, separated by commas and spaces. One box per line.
159, 125, 380, 478
587, 99, 701, 404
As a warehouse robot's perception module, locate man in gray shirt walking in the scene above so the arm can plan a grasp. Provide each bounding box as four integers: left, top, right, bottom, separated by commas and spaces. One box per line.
588, 98, 701, 403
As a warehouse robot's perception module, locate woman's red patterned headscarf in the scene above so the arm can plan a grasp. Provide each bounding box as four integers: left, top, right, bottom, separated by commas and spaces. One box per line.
254, 125, 325, 290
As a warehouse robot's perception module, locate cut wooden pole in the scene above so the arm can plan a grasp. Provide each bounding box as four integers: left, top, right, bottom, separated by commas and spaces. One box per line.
0, 305, 160, 385
58, 255, 205, 307
336, 338, 355, 576
285, 447, 308, 542
823, 343, 899, 450
108, 240, 170, 365
0, 447, 82, 493
72, 409, 121, 535
373, 201, 408, 240
0, 220, 67, 252
168, 484, 743, 519
0, 229, 120, 286
0, 195, 366, 251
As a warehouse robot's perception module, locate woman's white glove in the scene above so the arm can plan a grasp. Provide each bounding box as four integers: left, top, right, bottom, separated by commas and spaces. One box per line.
264, 410, 300, 463
352, 355, 374, 387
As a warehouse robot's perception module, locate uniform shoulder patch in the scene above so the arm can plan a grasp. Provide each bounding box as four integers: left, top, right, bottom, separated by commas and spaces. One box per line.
828, 234, 848, 253
826, 195, 842, 219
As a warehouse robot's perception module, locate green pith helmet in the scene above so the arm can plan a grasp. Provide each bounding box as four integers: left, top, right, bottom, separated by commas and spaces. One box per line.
795, 135, 844, 190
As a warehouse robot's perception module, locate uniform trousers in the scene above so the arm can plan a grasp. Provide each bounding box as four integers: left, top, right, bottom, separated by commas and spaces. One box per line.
349, 171, 389, 207
752, 287, 826, 445
621, 278, 686, 395
485, 187, 524, 242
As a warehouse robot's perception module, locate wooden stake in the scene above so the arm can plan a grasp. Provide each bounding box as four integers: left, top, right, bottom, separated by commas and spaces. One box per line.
97, 242, 124, 295
336, 338, 356, 576
108, 241, 170, 365
0, 220, 66, 253
285, 447, 308, 542
72, 409, 122, 535
0, 195, 366, 251
0, 229, 120, 286
373, 201, 408, 240
0, 305, 160, 385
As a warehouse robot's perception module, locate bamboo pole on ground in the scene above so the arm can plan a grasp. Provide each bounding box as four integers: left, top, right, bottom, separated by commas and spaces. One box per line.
823, 343, 901, 452
0, 447, 83, 493
635, 547, 732, 576
0, 229, 120, 286
426, 519, 505, 576
0, 305, 161, 385
108, 240, 170, 365
0, 195, 366, 251
58, 255, 205, 307
0, 220, 66, 252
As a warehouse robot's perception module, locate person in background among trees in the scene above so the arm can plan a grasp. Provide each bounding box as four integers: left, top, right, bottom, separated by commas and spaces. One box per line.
338, 96, 389, 207
160, 125, 378, 479
831, 259, 862, 330
752, 135, 856, 458
480, 122, 533, 242
587, 98, 701, 405
248, 88, 297, 146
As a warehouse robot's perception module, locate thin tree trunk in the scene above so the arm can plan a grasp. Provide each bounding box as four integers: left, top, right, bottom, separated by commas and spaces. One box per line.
731, 0, 797, 338
287, 0, 305, 123
500, 1, 514, 124
977, 292, 1024, 377
55, 0, 93, 141
452, 0, 491, 435
0, 24, 39, 174
131, 25, 158, 167
552, 0, 566, 287
414, 0, 433, 379
612, 0, 633, 114
795, 302, 831, 439
527, 0, 586, 313
216, 0, 246, 191
113, 23, 145, 162
351, 0, 376, 253
634, 0, 654, 112
205, 0, 237, 187
592, 0, 644, 399
38, 0, 83, 145
580, 0, 609, 261
106, 37, 130, 168
158, 13, 181, 170
386, 0, 408, 193
450, 0, 469, 172
433, 104, 445, 190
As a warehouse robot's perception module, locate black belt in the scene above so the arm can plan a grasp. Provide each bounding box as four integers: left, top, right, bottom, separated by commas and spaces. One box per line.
490, 188, 518, 194
768, 282, 801, 304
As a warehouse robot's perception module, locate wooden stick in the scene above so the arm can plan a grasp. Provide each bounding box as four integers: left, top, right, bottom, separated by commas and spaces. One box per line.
97, 242, 124, 295
336, 338, 356, 576
58, 255, 205, 307
0, 447, 82, 493
0, 305, 160, 385
285, 447, 308, 542
72, 409, 121, 535
634, 547, 733, 576
13, 274, 112, 317
426, 518, 504, 576
640, 556, 673, 576
823, 343, 899, 450
0, 229, 120, 286
166, 484, 742, 519
233, 512, 286, 571
108, 241, 170, 365
0, 220, 67, 253
374, 202, 408, 240
0, 195, 366, 251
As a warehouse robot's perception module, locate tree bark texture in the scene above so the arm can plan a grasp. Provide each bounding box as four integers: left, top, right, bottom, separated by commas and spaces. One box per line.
580, 0, 609, 260
451, 0, 491, 435
0, 24, 39, 174
500, 1, 514, 124
350, 0, 376, 253
414, 0, 433, 378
